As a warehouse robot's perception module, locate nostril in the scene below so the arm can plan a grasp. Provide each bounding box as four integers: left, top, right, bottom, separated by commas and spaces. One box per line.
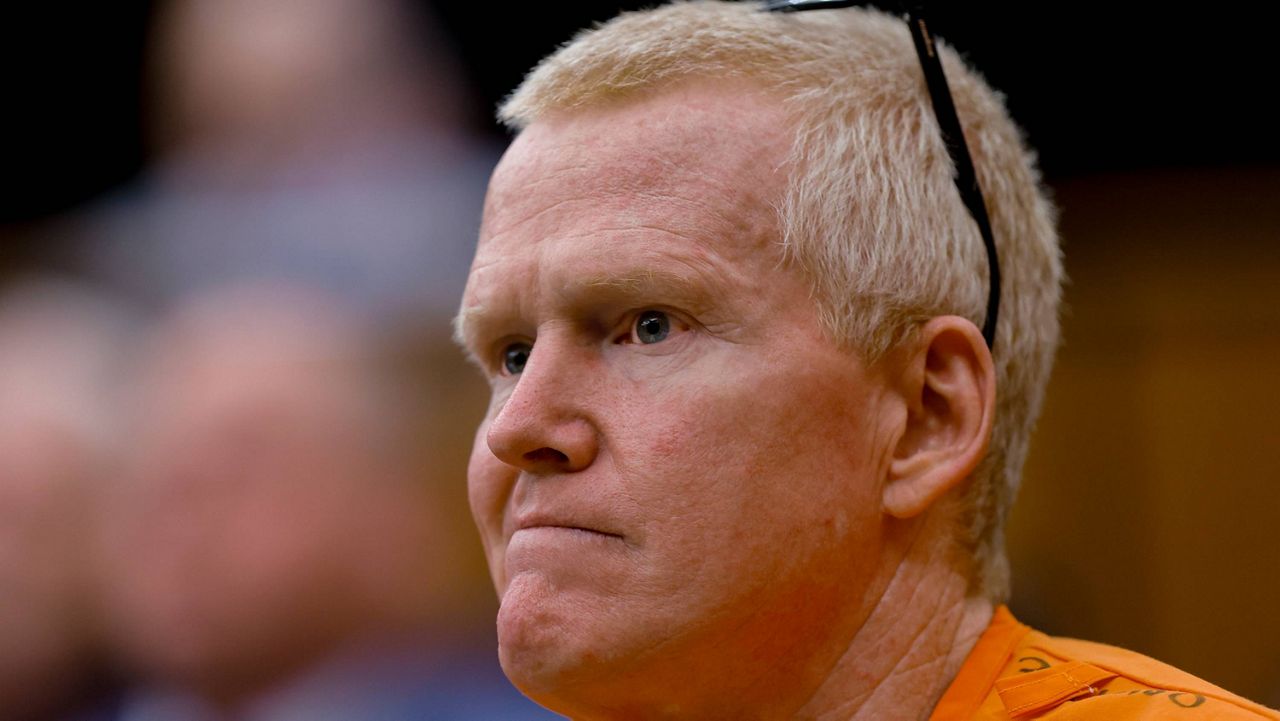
524, 447, 569, 465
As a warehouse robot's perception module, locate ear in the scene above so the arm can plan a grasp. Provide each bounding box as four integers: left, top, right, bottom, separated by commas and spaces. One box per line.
883, 316, 995, 519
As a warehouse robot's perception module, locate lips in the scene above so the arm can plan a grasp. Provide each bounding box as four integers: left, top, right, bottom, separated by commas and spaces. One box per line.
507, 511, 624, 542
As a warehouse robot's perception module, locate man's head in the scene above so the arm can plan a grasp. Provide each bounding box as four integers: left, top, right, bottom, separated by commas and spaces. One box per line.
457, 1, 1060, 716
97, 285, 453, 705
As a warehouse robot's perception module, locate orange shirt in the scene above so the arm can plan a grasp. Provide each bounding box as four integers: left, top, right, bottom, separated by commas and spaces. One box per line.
929, 606, 1280, 720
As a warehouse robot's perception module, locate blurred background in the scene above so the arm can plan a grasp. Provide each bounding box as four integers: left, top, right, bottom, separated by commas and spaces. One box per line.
1, 1, 1277, 718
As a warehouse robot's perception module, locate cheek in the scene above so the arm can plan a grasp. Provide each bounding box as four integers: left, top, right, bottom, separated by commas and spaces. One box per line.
613, 356, 883, 564
466, 418, 513, 586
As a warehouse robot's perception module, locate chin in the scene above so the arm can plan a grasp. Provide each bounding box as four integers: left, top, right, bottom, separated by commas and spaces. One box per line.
495, 572, 638, 711
496, 573, 581, 689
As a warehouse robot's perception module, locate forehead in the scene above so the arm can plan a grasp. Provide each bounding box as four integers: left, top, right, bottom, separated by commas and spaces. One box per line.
488, 83, 789, 230
464, 83, 794, 318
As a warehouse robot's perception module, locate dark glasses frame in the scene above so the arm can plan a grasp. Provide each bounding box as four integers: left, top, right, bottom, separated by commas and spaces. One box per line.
763, 0, 1001, 349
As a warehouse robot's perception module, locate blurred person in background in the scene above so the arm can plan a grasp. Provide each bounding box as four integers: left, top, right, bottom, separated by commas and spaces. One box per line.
0, 279, 137, 721
60, 0, 493, 330
23, 0, 550, 715
97, 284, 554, 720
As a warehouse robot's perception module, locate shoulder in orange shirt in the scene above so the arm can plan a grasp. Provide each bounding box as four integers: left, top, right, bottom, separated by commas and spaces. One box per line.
929, 607, 1280, 720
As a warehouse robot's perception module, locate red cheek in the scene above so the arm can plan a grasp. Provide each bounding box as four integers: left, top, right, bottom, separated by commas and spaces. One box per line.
650, 425, 683, 461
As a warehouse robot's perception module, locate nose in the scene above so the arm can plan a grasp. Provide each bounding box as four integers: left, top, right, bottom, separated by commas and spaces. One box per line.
485, 337, 598, 475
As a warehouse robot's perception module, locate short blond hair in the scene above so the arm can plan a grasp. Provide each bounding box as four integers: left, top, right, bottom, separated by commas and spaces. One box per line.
499, 1, 1062, 601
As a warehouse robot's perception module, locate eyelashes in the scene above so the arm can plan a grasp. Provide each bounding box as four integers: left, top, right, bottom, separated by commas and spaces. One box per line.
501, 341, 532, 375
496, 309, 692, 377
622, 309, 672, 345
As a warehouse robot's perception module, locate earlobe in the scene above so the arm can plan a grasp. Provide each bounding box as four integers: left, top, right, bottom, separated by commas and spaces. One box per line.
883, 317, 995, 520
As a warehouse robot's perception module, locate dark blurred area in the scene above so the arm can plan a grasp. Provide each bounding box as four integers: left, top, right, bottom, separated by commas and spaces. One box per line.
5, 2, 1278, 228
0, 1, 1277, 718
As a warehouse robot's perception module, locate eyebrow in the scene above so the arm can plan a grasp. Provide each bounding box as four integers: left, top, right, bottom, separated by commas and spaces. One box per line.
574, 266, 708, 303
454, 262, 725, 362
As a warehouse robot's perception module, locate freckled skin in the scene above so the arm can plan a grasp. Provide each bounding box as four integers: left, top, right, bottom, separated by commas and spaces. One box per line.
460, 83, 904, 719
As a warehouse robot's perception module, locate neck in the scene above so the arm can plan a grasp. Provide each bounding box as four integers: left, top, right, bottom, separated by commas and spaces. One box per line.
554, 513, 993, 721
794, 518, 994, 721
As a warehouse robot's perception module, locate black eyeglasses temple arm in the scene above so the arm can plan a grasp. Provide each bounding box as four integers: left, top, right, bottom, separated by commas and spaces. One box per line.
761, 0, 1002, 348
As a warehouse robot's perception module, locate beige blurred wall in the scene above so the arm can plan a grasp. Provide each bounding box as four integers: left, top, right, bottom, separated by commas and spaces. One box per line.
1009, 168, 1280, 705
400, 338, 496, 620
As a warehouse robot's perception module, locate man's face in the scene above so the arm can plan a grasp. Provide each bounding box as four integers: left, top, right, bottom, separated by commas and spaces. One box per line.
460, 84, 899, 711
98, 314, 398, 696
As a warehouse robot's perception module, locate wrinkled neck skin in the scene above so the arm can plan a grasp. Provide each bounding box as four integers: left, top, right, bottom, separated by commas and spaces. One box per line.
793, 514, 994, 721
564, 510, 992, 721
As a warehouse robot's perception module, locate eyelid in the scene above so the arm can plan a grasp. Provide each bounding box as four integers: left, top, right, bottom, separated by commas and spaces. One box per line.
614, 307, 694, 344
489, 335, 534, 378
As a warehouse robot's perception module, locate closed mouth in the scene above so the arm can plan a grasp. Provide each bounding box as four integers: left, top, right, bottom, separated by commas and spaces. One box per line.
520, 524, 623, 539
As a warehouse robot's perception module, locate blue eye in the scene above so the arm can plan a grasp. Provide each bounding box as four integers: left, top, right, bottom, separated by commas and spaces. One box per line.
502, 342, 532, 375
634, 310, 670, 344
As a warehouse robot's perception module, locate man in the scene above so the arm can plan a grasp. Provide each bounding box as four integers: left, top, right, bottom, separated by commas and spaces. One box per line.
455, 2, 1280, 719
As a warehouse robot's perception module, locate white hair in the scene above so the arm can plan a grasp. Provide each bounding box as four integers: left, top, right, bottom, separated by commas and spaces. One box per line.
498, 0, 1063, 601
